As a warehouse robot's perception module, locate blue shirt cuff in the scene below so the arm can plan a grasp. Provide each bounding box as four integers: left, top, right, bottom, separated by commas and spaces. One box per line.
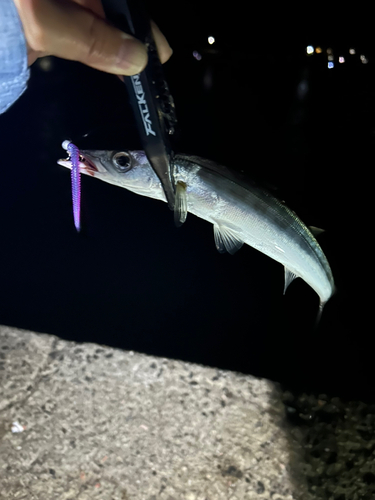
0, 0, 30, 114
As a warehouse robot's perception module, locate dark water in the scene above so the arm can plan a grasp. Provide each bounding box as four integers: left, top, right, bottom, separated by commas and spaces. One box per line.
0, 2, 372, 400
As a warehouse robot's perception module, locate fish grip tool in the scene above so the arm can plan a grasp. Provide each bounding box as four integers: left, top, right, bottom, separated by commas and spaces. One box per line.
102, 0, 178, 210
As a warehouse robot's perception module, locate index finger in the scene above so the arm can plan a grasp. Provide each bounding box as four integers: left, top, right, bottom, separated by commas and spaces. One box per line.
14, 0, 148, 75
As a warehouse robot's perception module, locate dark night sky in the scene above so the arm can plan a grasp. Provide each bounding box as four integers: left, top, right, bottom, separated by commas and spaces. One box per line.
0, 2, 373, 401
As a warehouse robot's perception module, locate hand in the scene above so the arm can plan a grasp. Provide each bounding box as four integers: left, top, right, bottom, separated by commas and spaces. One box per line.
12, 0, 173, 75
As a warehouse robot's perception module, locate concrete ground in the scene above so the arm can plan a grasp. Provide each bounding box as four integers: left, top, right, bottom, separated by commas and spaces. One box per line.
0, 325, 374, 500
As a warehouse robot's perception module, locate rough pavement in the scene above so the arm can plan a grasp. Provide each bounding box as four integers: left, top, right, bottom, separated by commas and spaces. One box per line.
0, 325, 374, 499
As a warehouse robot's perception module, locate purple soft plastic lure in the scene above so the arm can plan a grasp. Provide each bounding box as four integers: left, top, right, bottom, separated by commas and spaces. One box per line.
62, 140, 81, 232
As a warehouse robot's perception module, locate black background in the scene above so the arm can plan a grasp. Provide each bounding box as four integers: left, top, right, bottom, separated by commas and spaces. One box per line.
0, 2, 373, 400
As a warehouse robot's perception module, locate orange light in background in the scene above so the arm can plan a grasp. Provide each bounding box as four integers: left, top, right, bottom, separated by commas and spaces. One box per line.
315, 47, 322, 54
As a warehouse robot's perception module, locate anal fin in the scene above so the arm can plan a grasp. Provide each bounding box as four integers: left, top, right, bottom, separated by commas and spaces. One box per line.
213, 224, 244, 255
284, 268, 298, 294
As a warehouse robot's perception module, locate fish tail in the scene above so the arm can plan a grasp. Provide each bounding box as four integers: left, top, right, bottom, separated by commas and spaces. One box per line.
315, 300, 325, 327
315, 281, 337, 327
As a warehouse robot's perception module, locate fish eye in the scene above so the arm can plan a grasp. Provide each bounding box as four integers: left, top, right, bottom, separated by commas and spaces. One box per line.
112, 152, 132, 172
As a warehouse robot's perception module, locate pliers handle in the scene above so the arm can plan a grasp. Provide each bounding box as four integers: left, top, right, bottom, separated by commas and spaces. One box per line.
102, 0, 178, 209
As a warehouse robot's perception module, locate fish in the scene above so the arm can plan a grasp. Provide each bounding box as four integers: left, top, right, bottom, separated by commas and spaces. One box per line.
58, 149, 335, 317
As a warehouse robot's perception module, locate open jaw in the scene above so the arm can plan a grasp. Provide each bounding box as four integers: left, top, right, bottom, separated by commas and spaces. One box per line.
57, 154, 99, 177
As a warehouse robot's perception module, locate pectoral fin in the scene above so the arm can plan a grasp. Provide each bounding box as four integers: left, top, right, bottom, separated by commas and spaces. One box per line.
284, 268, 298, 294
213, 224, 244, 255
174, 182, 188, 227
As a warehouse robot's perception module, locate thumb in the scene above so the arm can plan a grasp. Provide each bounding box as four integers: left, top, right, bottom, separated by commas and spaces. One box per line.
13, 0, 148, 75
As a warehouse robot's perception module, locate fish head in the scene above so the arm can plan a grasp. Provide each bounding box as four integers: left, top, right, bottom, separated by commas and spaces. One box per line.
57, 150, 166, 201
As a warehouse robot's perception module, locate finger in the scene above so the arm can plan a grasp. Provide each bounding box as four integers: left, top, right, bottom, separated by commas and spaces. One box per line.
69, 8, 173, 64
21, 0, 106, 66
13, 0, 147, 75
150, 21, 173, 64
73, 0, 173, 64
69, 6, 173, 64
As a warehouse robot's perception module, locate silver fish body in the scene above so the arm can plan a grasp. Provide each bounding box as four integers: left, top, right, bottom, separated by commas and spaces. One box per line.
58, 150, 335, 313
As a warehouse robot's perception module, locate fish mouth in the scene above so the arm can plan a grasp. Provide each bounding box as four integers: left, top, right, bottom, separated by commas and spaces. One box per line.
57, 153, 101, 177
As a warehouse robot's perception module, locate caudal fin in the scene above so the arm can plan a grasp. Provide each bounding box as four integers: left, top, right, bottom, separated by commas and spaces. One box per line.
315, 301, 326, 326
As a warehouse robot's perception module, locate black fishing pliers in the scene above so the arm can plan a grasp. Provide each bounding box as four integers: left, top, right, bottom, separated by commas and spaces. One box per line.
102, 0, 178, 210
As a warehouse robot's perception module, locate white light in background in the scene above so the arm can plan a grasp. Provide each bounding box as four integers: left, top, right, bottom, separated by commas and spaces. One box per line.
306, 45, 314, 54
328, 61, 334, 69
349, 48, 356, 55
328, 54, 334, 61
339, 56, 345, 63
193, 51, 202, 61
208, 36, 215, 45
360, 55, 368, 64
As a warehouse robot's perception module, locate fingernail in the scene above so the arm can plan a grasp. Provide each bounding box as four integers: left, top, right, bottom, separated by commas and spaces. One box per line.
117, 37, 148, 74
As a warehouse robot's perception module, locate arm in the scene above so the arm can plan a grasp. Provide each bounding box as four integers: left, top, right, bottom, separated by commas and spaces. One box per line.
1, 0, 172, 115
0, 0, 30, 114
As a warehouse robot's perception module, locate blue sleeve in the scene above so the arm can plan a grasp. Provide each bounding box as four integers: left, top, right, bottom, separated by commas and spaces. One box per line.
0, 0, 30, 114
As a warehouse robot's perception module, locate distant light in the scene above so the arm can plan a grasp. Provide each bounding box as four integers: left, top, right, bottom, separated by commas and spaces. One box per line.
328, 61, 334, 69
328, 54, 334, 61
315, 47, 322, 54
349, 48, 356, 55
339, 56, 345, 63
208, 36, 215, 45
193, 50, 202, 61
306, 45, 314, 55
327, 48, 333, 55
360, 54, 368, 64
